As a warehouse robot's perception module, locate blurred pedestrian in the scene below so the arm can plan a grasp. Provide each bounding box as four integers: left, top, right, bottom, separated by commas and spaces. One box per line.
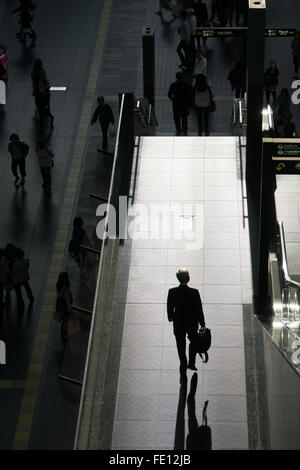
177, 10, 192, 69
12, 247, 34, 309
264, 60, 279, 106
168, 71, 194, 136
31, 59, 49, 97
0, 45, 8, 84
35, 80, 54, 126
12, 0, 37, 45
274, 88, 291, 121
68, 217, 90, 264
194, 74, 213, 136
194, 0, 209, 49
91, 96, 115, 151
276, 112, 297, 138
0, 249, 10, 310
55, 272, 73, 347
291, 31, 300, 79
227, 60, 246, 98
8, 134, 29, 187
156, 0, 178, 17
186, 8, 197, 66
36, 141, 54, 192
193, 49, 208, 79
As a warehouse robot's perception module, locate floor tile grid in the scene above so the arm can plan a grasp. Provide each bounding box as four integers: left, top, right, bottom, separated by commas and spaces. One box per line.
112, 137, 249, 450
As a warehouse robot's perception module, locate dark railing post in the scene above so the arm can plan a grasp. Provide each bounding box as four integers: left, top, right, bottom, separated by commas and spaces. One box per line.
142, 27, 155, 106
245, 0, 266, 314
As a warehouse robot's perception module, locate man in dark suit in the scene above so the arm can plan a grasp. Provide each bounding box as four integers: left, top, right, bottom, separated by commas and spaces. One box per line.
168, 72, 193, 136
167, 268, 205, 381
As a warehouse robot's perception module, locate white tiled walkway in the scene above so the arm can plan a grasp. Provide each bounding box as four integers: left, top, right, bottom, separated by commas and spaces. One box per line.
112, 137, 252, 450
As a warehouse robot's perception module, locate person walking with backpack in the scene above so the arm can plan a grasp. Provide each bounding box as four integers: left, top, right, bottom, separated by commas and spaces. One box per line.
36, 141, 54, 192
8, 134, 29, 187
55, 272, 73, 347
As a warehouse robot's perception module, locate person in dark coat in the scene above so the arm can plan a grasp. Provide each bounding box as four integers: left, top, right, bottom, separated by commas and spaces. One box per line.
227, 60, 246, 98
168, 72, 194, 136
8, 133, 29, 187
167, 269, 205, 383
35, 80, 54, 126
264, 60, 279, 106
91, 96, 115, 151
194, 0, 209, 49
12, 0, 37, 45
31, 59, 49, 97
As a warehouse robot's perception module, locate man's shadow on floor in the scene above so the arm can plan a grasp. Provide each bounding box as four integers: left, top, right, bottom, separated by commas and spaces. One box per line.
174, 373, 212, 450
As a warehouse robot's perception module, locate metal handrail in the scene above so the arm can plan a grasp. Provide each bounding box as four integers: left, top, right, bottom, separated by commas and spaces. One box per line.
278, 220, 300, 289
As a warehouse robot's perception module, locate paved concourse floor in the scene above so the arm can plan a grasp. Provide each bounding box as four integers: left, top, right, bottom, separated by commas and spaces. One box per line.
112, 136, 252, 450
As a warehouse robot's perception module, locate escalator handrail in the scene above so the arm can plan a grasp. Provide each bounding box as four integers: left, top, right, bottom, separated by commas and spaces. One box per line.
278, 220, 300, 289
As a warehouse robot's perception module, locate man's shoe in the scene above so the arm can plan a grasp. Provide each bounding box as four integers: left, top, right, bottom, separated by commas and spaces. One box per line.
14, 176, 20, 186
20, 178, 25, 186
187, 363, 197, 371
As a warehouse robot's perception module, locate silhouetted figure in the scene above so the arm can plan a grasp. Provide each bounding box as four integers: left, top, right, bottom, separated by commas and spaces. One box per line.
55, 272, 73, 347
68, 217, 90, 264
12, 247, 34, 310
12, 0, 37, 45
264, 60, 279, 106
227, 60, 246, 99
167, 269, 205, 382
274, 88, 291, 122
194, 0, 209, 49
291, 31, 300, 79
194, 73, 213, 136
177, 10, 192, 69
35, 80, 54, 126
186, 8, 197, 66
276, 112, 297, 138
91, 96, 114, 151
36, 141, 54, 192
168, 72, 194, 136
186, 373, 212, 450
8, 133, 29, 187
0, 249, 10, 311
31, 59, 49, 97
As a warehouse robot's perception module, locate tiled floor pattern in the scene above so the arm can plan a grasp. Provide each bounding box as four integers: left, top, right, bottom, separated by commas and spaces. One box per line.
112, 136, 252, 450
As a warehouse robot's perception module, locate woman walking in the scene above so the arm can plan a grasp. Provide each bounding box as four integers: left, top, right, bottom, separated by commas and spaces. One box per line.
194, 74, 213, 136
36, 141, 54, 192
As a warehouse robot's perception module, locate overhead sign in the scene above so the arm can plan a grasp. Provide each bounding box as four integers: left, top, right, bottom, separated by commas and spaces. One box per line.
196, 28, 295, 38
265, 29, 295, 37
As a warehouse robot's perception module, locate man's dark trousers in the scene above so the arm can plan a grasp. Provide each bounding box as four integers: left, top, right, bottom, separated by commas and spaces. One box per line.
175, 331, 196, 374
173, 105, 188, 135
100, 121, 109, 149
